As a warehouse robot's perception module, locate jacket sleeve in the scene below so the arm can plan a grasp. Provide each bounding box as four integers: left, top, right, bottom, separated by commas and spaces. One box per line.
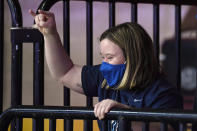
81, 65, 103, 97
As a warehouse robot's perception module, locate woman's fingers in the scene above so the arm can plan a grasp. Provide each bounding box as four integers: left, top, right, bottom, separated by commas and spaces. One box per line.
29, 9, 36, 17
30, 11, 48, 28
99, 106, 106, 120
38, 14, 47, 21
29, 9, 49, 23
35, 15, 40, 23
94, 103, 102, 119
94, 103, 99, 117
96, 105, 105, 120
29, 9, 53, 17
95, 100, 129, 120
94, 99, 113, 120
38, 10, 54, 17
29, 9, 57, 35
104, 104, 111, 114
38, 21, 47, 28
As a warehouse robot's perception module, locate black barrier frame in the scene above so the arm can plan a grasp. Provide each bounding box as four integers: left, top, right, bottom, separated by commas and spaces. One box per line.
109, 0, 115, 27
37, 0, 74, 130
67, 0, 197, 5
4, 0, 197, 131
7, 0, 46, 130
10, 27, 44, 131
85, 0, 93, 131
0, 0, 4, 114
7, 0, 23, 130
1, 106, 197, 131
63, 0, 73, 130
175, 5, 181, 91
131, 2, 137, 23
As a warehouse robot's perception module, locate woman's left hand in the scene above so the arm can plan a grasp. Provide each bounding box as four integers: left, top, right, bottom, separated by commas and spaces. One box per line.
94, 99, 130, 120
94, 99, 118, 120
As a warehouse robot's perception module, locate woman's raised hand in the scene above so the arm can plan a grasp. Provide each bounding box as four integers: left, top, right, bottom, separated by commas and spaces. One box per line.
29, 9, 57, 36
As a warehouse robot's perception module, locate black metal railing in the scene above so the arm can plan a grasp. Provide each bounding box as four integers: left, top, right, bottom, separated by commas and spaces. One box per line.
63, 0, 72, 130
0, 0, 4, 115
10, 27, 44, 131
7, 0, 23, 130
85, 1, 93, 131
2, 0, 197, 131
68, 0, 197, 5
1, 106, 197, 131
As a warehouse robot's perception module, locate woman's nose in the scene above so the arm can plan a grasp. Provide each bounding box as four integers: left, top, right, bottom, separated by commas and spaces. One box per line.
103, 58, 109, 63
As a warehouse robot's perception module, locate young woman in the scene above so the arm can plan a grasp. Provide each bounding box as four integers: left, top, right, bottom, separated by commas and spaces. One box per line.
29, 10, 182, 131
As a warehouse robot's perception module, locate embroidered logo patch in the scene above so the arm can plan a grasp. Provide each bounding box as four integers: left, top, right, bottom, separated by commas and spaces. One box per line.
134, 98, 142, 102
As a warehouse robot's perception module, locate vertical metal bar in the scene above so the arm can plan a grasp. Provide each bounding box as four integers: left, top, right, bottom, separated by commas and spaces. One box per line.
131, 3, 137, 23
175, 5, 182, 131
175, 5, 181, 91
179, 123, 183, 131
10, 39, 23, 131
37, 0, 73, 130
7, 0, 22, 27
109, 0, 115, 27
179, 123, 187, 131
63, 0, 73, 131
142, 122, 149, 131
63, 0, 70, 107
34, 4, 45, 130
49, 119, 56, 131
129, 5, 137, 97
85, 1, 93, 131
118, 117, 131, 131
33, 40, 44, 131
193, 71, 197, 130
8, 0, 23, 130
102, 120, 108, 131
153, 4, 160, 63
153, 4, 167, 130
0, 0, 4, 114
37, 0, 59, 130
160, 123, 167, 131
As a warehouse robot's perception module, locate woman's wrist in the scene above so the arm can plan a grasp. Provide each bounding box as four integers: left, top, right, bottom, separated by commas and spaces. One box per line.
43, 30, 59, 39
116, 102, 130, 109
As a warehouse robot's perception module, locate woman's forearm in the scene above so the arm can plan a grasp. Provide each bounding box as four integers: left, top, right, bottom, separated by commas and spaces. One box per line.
116, 102, 131, 109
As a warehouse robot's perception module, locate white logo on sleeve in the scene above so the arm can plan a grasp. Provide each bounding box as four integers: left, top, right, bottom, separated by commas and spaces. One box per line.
134, 98, 142, 102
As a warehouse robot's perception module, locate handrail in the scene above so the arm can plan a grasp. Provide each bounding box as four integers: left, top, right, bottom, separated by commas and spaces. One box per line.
37, 0, 197, 12
7, 0, 22, 27
37, 0, 61, 11
6, 0, 197, 28
65, 0, 196, 5
7, 0, 61, 27
1, 106, 197, 131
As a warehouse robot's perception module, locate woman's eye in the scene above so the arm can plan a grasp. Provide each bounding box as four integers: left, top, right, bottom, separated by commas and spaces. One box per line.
107, 57, 113, 60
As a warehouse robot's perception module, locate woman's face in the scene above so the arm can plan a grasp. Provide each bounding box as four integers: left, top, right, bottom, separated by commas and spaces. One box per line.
100, 38, 125, 65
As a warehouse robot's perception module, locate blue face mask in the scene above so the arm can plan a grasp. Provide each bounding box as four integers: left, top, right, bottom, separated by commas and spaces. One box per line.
100, 62, 126, 87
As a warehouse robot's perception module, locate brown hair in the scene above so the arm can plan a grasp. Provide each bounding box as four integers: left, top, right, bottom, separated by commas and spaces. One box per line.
100, 22, 160, 90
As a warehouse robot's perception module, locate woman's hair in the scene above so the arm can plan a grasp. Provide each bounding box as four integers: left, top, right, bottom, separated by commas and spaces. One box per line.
100, 22, 160, 90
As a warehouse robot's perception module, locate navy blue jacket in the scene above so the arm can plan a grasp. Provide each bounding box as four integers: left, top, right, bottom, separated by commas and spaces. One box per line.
81, 65, 183, 130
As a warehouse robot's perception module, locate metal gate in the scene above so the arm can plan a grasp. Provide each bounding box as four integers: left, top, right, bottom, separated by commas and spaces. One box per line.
1, 0, 197, 131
